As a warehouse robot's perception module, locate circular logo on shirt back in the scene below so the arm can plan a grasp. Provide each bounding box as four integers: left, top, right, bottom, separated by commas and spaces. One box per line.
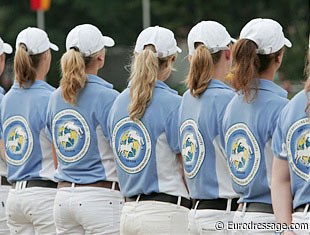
180, 120, 205, 178
225, 123, 261, 186
52, 109, 90, 163
112, 117, 151, 174
286, 118, 310, 181
3, 116, 33, 165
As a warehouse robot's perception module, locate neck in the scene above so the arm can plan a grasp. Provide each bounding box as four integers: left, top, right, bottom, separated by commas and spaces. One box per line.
85, 66, 98, 76
258, 68, 277, 81
213, 68, 226, 81
35, 67, 46, 81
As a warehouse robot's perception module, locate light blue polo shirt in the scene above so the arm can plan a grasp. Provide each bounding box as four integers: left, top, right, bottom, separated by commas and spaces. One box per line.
272, 89, 310, 209
46, 74, 119, 184
179, 79, 238, 200
109, 80, 189, 198
0, 86, 6, 176
0, 80, 55, 183
222, 79, 288, 204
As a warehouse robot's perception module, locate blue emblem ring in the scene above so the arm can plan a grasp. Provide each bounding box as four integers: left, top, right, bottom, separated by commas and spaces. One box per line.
112, 117, 151, 174
52, 109, 90, 163
3, 116, 33, 165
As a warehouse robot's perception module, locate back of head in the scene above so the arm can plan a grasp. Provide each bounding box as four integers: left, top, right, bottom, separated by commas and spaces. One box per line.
129, 26, 181, 120
14, 27, 58, 87
186, 21, 235, 97
60, 24, 115, 105
232, 18, 292, 102
0, 37, 13, 75
0, 37, 13, 56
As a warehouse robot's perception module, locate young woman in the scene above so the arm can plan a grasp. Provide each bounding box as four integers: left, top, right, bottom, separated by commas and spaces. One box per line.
222, 18, 291, 234
271, 43, 310, 235
0, 36, 12, 235
108, 26, 190, 235
0, 27, 58, 234
45, 24, 123, 235
179, 21, 239, 234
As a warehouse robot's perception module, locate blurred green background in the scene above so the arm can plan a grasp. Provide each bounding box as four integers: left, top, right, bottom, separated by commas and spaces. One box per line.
0, 0, 309, 97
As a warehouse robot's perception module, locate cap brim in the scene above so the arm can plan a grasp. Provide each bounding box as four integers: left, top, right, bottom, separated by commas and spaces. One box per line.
177, 46, 182, 53
3, 43, 13, 54
50, 43, 59, 51
284, 38, 292, 48
103, 36, 115, 47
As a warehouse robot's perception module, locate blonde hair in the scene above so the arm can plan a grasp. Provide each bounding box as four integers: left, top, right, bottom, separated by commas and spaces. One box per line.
60, 48, 95, 105
231, 39, 283, 102
185, 43, 222, 97
129, 45, 175, 120
14, 43, 44, 87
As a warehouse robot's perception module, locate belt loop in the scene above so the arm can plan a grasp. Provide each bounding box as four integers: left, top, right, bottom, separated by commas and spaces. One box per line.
71, 183, 75, 188
226, 199, 232, 213
177, 196, 181, 207
136, 194, 141, 203
15, 181, 20, 190
303, 204, 309, 216
241, 202, 247, 216
112, 182, 115, 190
194, 200, 200, 214
22, 181, 27, 190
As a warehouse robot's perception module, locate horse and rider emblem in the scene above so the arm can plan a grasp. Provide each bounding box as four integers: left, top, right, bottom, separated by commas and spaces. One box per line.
295, 132, 310, 167
182, 133, 197, 165
3, 116, 33, 165
57, 121, 83, 150
179, 120, 205, 178
6, 126, 28, 154
230, 138, 253, 172
112, 117, 151, 174
118, 130, 144, 159
52, 109, 90, 163
225, 123, 261, 186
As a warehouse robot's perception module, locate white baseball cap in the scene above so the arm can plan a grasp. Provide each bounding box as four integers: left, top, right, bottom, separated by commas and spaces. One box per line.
66, 24, 115, 57
134, 26, 182, 58
188, 21, 235, 55
16, 27, 59, 55
240, 18, 292, 55
0, 37, 13, 55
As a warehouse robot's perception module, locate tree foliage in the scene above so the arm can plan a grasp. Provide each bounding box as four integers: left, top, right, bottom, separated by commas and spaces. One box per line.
0, 0, 308, 90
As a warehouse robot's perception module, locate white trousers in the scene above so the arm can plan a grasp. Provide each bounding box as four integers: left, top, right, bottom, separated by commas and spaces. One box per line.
292, 207, 310, 235
6, 187, 57, 235
188, 209, 235, 235
120, 201, 189, 235
232, 211, 276, 235
54, 187, 123, 235
0, 186, 10, 235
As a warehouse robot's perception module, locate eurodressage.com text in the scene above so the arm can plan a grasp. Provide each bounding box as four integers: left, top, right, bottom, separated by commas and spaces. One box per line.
214, 220, 309, 231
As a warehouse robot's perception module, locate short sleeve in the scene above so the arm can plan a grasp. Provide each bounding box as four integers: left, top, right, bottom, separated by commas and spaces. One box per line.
272, 110, 288, 160
217, 92, 235, 150
45, 95, 53, 142
96, 90, 119, 141
165, 105, 181, 153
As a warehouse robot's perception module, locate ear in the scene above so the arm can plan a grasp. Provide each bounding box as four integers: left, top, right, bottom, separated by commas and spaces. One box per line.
224, 50, 231, 61
275, 51, 283, 64
97, 54, 105, 62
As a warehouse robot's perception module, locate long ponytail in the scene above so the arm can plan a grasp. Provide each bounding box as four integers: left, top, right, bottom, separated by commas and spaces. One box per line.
14, 43, 42, 87
129, 45, 158, 120
185, 43, 221, 97
232, 39, 283, 102
60, 49, 87, 105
